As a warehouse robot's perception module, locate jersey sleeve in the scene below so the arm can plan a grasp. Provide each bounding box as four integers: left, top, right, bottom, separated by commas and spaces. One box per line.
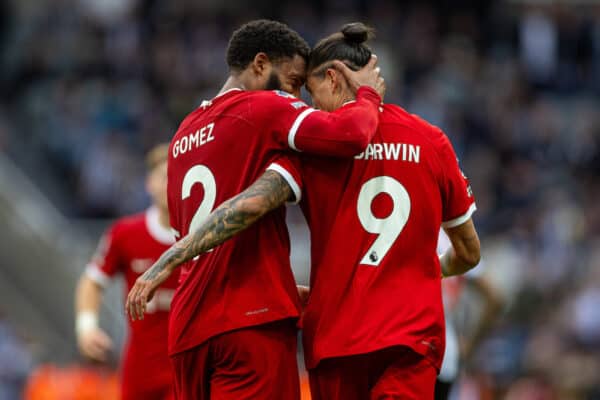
263, 87, 381, 157
84, 224, 123, 288
436, 131, 477, 228
265, 154, 303, 204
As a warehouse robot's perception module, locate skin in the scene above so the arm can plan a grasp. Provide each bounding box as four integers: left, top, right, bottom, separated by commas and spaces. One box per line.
219, 53, 307, 99
306, 61, 385, 111
146, 161, 170, 227
74, 278, 112, 361
306, 63, 357, 111
440, 220, 480, 277
75, 159, 169, 361
297, 285, 311, 307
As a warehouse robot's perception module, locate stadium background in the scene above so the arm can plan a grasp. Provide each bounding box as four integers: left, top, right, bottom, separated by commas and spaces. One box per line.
0, 0, 599, 398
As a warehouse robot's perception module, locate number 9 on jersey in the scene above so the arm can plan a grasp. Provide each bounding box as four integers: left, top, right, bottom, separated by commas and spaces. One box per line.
357, 176, 411, 266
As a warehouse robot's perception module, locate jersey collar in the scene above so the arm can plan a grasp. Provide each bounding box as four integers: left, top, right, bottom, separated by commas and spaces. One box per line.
199, 88, 243, 109
145, 206, 175, 245
214, 88, 243, 100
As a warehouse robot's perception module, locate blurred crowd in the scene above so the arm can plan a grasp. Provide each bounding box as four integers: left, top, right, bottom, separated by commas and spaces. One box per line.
1, 0, 600, 398
0, 314, 33, 400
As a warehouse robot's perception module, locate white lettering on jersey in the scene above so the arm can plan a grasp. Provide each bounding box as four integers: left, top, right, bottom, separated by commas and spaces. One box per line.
384, 143, 401, 160
372, 143, 383, 160
173, 122, 215, 158
409, 144, 420, 163
355, 143, 421, 163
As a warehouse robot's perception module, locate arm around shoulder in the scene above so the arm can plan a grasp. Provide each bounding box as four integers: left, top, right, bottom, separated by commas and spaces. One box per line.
291, 87, 381, 157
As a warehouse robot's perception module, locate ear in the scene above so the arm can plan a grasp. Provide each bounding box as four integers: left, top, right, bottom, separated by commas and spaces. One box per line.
251, 52, 271, 76
326, 68, 347, 93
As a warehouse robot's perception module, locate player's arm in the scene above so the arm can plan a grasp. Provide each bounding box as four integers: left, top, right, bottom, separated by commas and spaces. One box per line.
291, 87, 381, 156
435, 125, 480, 277
286, 56, 385, 157
127, 170, 294, 320
439, 219, 480, 277
74, 273, 113, 362
75, 229, 120, 361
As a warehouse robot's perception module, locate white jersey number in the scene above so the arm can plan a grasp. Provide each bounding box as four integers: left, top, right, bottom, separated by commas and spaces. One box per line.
357, 176, 411, 266
181, 165, 217, 233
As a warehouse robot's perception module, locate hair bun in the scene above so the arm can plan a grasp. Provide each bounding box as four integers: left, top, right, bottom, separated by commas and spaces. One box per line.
341, 22, 374, 45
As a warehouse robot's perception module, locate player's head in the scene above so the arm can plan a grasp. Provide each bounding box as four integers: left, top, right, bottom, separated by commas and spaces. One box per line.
306, 22, 374, 111
226, 19, 310, 98
145, 143, 169, 212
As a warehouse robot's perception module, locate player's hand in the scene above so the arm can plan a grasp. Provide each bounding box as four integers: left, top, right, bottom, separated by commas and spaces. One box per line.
297, 285, 310, 308
333, 55, 385, 97
77, 328, 113, 363
126, 267, 171, 321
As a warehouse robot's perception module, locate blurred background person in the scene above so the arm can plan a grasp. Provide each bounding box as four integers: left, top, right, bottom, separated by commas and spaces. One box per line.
74, 144, 177, 400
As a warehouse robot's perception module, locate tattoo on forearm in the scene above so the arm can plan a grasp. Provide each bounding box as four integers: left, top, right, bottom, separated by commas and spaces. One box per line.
142, 170, 293, 280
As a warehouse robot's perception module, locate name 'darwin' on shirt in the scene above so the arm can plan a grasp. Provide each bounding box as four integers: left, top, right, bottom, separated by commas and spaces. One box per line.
355, 142, 421, 163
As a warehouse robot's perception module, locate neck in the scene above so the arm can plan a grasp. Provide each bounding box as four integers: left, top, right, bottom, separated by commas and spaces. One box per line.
339, 91, 356, 107
157, 207, 170, 229
218, 75, 247, 96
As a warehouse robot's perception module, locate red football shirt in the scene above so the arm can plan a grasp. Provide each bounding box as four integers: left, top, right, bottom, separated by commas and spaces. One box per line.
86, 207, 177, 399
167, 87, 381, 356
293, 103, 476, 370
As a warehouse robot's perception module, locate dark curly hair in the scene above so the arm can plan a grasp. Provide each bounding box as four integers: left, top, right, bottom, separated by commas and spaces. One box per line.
226, 19, 310, 72
308, 22, 375, 75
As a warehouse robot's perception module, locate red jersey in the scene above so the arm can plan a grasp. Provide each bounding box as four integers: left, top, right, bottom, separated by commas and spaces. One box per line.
167, 87, 381, 356
85, 207, 177, 399
293, 103, 476, 370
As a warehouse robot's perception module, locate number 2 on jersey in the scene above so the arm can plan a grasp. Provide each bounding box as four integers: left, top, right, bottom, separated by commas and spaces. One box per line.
181, 165, 217, 233
357, 176, 411, 266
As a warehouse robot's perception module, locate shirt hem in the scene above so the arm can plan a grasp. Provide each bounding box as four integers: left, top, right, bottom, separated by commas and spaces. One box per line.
168, 314, 299, 357
306, 338, 443, 372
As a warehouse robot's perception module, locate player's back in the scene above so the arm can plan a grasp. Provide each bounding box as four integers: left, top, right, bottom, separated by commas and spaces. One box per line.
299, 103, 475, 370
167, 89, 304, 356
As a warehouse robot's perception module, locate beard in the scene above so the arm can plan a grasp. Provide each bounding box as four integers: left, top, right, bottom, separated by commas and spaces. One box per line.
264, 71, 283, 91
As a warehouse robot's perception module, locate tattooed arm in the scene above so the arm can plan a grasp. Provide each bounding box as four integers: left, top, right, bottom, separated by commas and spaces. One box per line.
126, 170, 294, 320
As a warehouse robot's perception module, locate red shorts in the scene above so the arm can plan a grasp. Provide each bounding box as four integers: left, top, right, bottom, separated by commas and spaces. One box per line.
170, 319, 300, 400
309, 346, 437, 400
